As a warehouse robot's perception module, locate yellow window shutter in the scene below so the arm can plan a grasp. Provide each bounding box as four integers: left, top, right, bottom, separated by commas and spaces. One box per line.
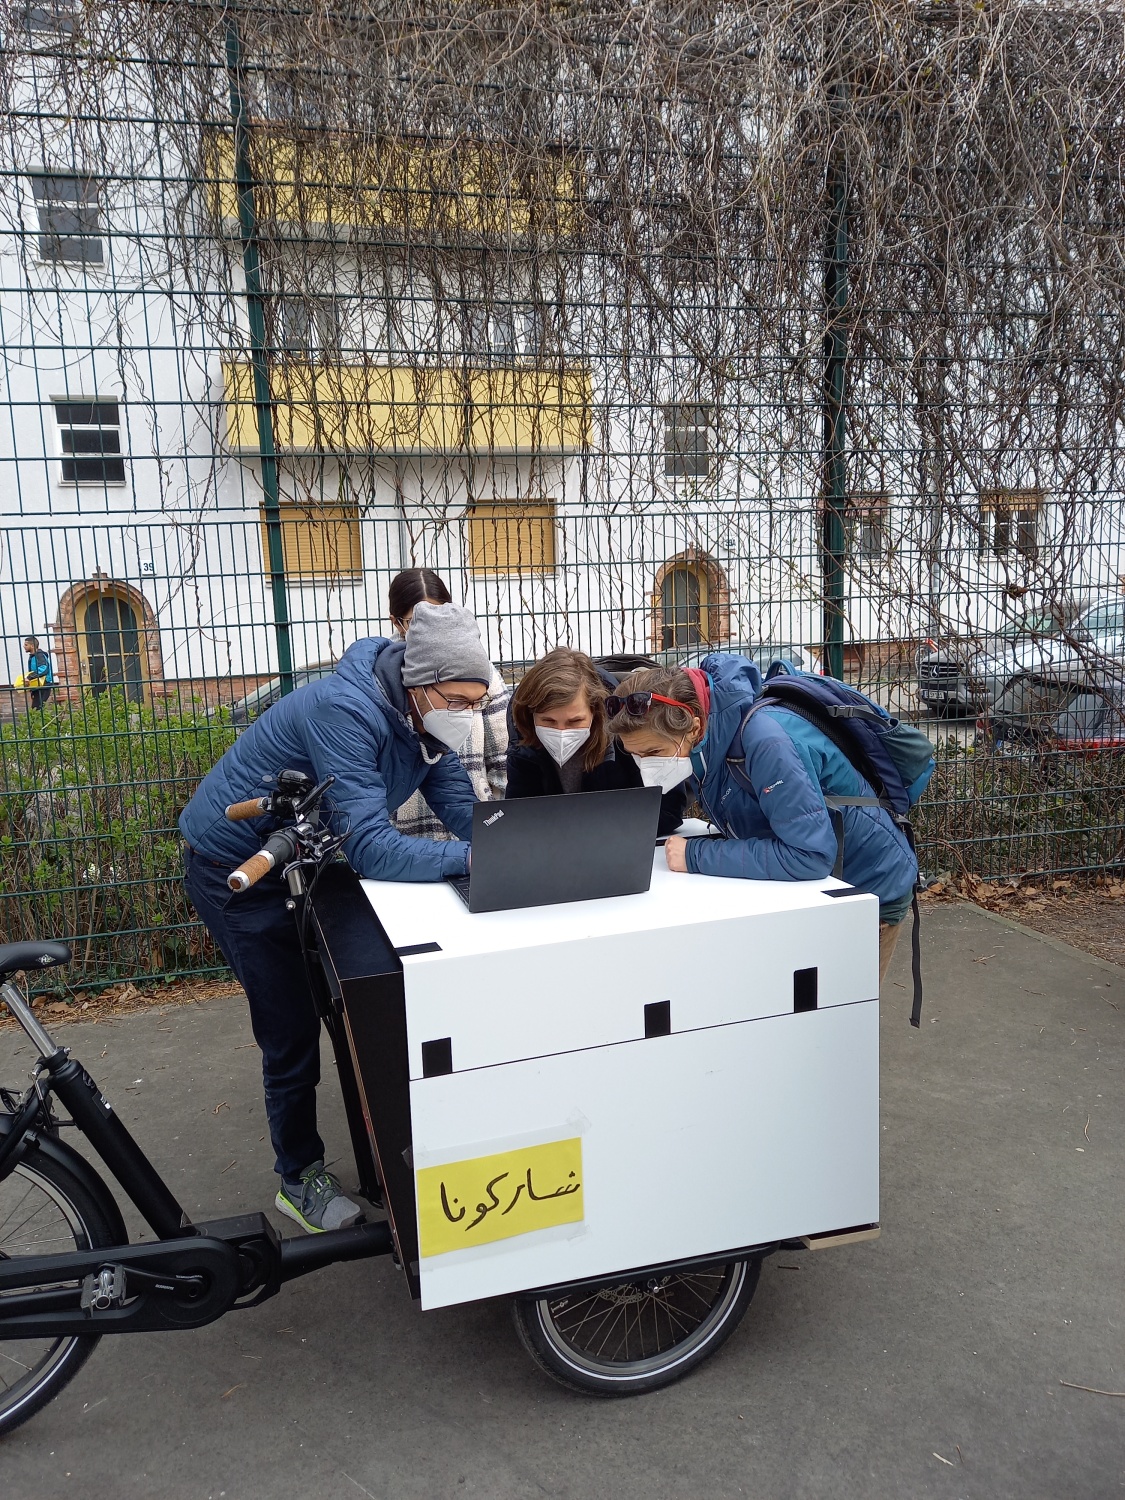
467, 501, 557, 576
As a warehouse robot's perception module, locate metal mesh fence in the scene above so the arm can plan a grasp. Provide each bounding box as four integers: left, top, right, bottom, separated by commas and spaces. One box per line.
1, 2, 1124, 987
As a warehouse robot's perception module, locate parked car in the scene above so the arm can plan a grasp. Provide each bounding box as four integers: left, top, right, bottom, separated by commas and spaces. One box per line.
917, 595, 1124, 715
974, 670, 1125, 756
229, 661, 337, 727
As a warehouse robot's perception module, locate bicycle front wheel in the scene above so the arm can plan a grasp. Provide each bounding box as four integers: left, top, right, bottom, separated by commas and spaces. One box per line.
0, 1143, 118, 1437
512, 1256, 761, 1396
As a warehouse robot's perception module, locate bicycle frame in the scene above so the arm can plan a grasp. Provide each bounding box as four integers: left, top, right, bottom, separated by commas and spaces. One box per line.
0, 976, 394, 1341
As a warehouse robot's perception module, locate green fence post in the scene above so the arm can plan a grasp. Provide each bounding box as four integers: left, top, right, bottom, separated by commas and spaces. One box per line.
225, 17, 294, 698
821, 87, 849, 684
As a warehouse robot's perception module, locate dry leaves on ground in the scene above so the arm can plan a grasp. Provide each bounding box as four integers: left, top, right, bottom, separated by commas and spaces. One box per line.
923, 875, 1125, 968
0, 977, 244, 1030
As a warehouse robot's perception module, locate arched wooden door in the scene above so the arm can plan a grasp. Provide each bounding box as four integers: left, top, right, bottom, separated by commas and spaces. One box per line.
660, 564, 706, 650
81, 593, 144, 702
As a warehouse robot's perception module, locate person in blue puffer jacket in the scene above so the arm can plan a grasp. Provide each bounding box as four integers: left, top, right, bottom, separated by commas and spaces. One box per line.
179, 603, 492, 1234
605, 654, 918, 980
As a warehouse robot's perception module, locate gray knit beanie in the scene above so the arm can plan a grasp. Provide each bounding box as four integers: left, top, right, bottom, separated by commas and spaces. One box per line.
401, 602, 492, 688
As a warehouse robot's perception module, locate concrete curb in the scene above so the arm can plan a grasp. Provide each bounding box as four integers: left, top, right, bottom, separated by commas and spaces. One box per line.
956, 898, 1123, 975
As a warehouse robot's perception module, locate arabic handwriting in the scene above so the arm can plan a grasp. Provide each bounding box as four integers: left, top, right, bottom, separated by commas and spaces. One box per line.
438, 1165, 582, 1234
526, 1168, 581, 1202
501, 1180, 525, 1216
466, 1171, 509, 1230
439, 1182, 465, 1223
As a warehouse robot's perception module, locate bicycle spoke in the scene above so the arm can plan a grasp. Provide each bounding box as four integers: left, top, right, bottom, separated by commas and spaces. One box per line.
537, 1262, 746, 1378
0, 1179, 37, 1240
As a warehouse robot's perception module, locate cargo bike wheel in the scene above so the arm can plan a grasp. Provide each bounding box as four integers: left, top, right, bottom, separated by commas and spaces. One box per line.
0, 1142, 118, 1437
512, 1255, 761, 1396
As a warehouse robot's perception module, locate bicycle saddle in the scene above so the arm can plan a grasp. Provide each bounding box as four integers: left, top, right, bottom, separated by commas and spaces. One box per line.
0, 941, 71, 980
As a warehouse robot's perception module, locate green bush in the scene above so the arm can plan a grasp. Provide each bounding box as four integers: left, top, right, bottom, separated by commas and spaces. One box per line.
0, 691, 236, 990
914, 736, 1125, 882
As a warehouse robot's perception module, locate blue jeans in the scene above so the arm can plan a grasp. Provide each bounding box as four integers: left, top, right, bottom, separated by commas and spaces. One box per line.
183, 846, 324, 1180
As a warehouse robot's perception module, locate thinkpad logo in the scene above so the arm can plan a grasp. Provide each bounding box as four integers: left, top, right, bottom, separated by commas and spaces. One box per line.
483, 809, 505, 827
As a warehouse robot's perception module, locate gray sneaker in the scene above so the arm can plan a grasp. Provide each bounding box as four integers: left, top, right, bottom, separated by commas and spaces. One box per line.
276, 1161, 365, 1234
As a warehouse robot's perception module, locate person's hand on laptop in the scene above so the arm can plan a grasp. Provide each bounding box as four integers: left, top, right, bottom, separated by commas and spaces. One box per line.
664, 835, 688, 873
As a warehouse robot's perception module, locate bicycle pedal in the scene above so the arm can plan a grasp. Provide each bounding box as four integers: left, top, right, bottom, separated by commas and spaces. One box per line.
80, 1264, 127, 1312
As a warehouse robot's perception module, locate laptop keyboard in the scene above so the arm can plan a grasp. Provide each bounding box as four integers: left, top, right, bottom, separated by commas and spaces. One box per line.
448, 874, 472, 906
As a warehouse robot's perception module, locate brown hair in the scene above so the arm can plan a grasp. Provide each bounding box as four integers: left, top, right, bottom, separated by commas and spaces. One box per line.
511, 648, 610, 772
387, 568, 452, 625
605, 666, 703, 741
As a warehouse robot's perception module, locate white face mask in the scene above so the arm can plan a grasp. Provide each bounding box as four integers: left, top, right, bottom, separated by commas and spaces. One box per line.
636, 756, 694, 793
415, 688, 475, 753
633, 731, 695, 794
536, 725, 590, 766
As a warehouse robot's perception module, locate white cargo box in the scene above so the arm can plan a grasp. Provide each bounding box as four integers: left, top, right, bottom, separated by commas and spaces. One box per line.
316, 854, 880, 1311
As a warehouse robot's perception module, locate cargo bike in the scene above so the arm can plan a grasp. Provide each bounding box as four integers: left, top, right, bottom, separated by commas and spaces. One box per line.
0, 772, 880, 1436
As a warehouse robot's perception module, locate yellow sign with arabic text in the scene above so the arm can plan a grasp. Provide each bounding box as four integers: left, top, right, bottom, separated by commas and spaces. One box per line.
416, 1138, 584, 1259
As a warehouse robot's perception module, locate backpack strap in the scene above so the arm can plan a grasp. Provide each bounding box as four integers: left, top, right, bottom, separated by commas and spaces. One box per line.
724, 704, 760, 792
822, 794, 886, 878
820, 703, 886, 721
893, 816, 924, 1028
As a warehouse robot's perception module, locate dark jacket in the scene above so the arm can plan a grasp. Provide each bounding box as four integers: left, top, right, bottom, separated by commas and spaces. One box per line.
179, 637, 475, 881
505, 666, 686, 836
687, 653, 917, 919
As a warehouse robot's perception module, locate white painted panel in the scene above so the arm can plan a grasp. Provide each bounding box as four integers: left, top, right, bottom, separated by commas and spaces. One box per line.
400, 897, 877, 1077
362, 854, 869, 959
411, 1000, 879, 1309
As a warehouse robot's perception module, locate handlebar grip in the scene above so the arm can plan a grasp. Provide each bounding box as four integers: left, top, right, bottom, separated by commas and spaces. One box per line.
227, 850, 277, 893
227, 828, 300, 894
226, 797, 269, 821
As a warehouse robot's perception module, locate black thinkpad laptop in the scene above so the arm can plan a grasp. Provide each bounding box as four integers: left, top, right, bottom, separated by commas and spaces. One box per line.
447, 786, 662, 914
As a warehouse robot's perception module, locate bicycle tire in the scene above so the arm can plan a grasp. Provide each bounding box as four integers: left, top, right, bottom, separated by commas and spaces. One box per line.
0, 1142, 118, 1438
512, 1255, 761, 1397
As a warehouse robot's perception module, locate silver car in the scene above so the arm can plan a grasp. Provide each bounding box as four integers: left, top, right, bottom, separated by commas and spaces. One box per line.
916, 597, 1124, 714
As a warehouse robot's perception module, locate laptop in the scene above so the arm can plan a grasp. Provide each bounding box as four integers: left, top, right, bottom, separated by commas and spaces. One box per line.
447, 786, 662, 913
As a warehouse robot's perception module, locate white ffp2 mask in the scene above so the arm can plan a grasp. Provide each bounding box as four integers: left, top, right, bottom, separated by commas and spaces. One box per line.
536, 725, 590, 766
422, 706, 473, 752
414, 687, 475, 753
635, 756, 694, 793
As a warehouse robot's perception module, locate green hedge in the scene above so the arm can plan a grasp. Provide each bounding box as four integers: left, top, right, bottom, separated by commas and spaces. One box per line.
0, 691, 236, 991
914, 736, 1125, 882
3, 698, 1122, 991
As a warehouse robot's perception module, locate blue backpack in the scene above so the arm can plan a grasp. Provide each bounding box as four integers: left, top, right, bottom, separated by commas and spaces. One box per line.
726, 662, 936, 1027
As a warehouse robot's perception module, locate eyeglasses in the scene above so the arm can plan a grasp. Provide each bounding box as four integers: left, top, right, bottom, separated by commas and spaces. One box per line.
605, 691, 689, 718
427, 685, 491, 713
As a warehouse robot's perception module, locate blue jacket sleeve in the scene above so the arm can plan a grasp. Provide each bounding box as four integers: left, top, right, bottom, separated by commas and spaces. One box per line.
685, 716, 839, 881
419, 750, 478, 841
300, 701, 470, 881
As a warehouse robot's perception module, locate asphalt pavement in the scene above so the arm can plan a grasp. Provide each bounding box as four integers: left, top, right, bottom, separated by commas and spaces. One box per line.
1, 902, 1123, 1500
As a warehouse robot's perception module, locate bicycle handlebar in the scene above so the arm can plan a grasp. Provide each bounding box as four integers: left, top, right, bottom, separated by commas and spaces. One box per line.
227, 829, 299, 893
225, 797, 270, 821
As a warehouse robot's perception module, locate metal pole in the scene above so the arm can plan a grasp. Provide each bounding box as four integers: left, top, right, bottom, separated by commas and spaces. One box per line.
821, 83, 849, 683
225, 15, 294, 697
